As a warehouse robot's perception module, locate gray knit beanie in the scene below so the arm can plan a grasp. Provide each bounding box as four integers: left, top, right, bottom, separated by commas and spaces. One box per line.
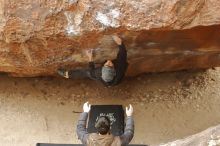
101, 66, 116, 82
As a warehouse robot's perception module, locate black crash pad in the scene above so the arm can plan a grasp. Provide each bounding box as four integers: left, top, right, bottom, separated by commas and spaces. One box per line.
87, 105, 124, 136
36, 143, 147, 146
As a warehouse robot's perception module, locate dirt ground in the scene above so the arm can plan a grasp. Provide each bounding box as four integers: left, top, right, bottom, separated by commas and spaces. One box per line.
0, 68, 220, 146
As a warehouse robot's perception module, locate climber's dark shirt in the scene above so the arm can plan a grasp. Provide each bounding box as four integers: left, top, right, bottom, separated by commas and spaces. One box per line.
88, 43, 128, 86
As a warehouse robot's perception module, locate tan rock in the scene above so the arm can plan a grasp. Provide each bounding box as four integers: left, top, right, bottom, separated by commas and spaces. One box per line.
0, 0, 220, 77
158, 125, 220, 146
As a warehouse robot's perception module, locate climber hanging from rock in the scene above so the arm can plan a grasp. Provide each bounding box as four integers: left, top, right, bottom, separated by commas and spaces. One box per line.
57, 35, 128, 86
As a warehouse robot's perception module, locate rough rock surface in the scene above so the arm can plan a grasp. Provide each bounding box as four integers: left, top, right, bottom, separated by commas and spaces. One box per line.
158, 125, 220, 146
0, 0, 220, 76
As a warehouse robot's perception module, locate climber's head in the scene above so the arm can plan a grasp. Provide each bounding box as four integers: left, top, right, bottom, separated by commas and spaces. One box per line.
104, 60, 114, 68
95, 116, 111, 135
101, 60, 116, 82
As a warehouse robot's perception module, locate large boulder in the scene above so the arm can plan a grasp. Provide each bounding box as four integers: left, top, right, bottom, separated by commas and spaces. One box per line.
158, 125, 220, 146
0, 0, 220, 76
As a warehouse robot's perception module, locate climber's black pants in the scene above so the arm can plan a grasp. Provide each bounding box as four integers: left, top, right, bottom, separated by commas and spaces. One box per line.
68, 69, 91, 79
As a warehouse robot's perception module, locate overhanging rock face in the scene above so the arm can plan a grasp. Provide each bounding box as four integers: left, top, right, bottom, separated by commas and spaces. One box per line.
0, 0, 220, 77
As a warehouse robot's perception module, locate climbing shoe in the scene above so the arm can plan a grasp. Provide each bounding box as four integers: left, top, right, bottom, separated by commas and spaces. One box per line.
57, 69, 69, 78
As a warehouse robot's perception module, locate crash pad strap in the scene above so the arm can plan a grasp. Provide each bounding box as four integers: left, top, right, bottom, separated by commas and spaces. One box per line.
36, 143, 147, 146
